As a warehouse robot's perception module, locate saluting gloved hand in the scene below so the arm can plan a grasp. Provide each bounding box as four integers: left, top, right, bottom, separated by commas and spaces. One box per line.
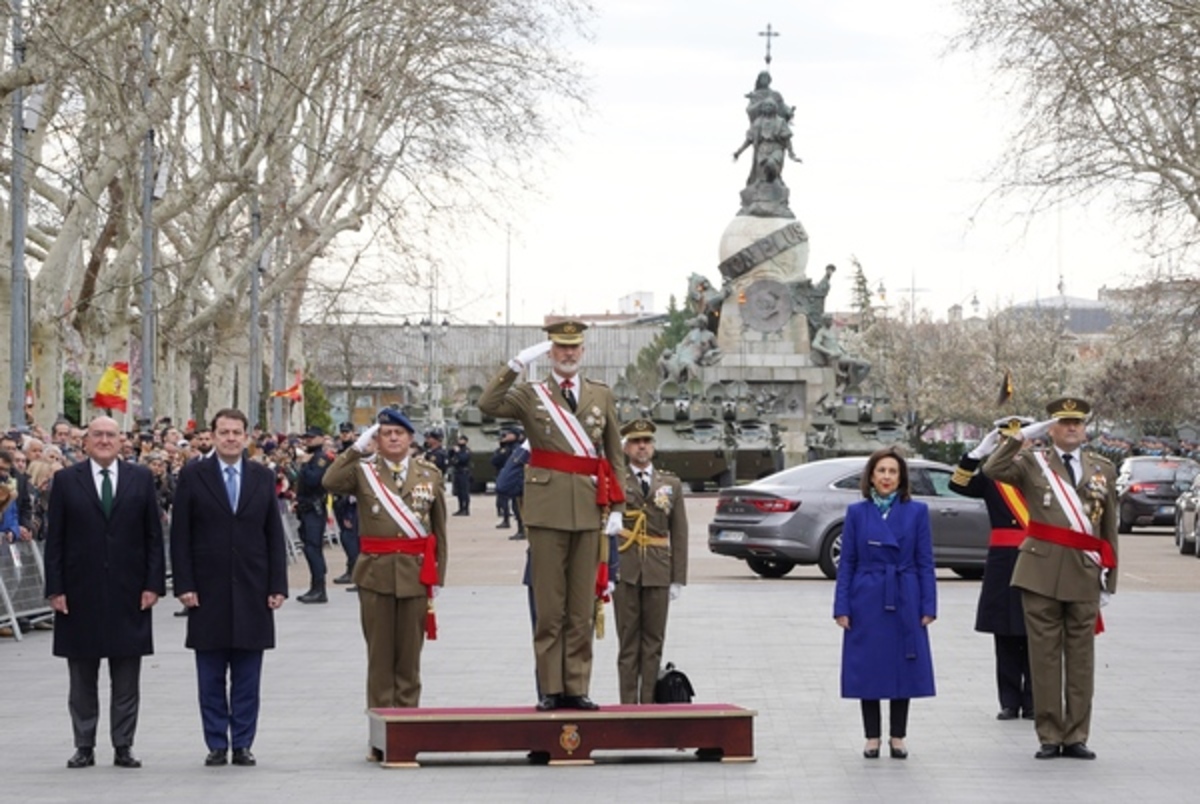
968, 428, 1001, 460
353, 423, 380, 453
1019, 418, 1055, 442
508, 340, 553, 373
669, 583, 682, 602
604, 511, 624, 536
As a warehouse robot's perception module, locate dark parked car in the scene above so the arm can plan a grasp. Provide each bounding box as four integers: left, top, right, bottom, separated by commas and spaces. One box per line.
1115, 456, 1200, 534
707, 456, 990, 580
1174, 474, 1200, 555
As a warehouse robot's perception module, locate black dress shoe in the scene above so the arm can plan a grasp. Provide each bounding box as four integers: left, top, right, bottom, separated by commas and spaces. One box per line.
1022, 710, 1035, 720
297, 588, 327, 604
66, 748, 95, 768
114, 747, 141, 768
1035, 743, 1061, 759
564, 695, 600, 711
535, 694, 560, 711
232, 748, 257, 766
996, 707, 1018, 720
496, 521, 511, 529
205, 749, 228, 766
862, 741, 880, 759
508, 531, 526, 541
332, 573, 353, 584
888, 739, 908, 759
1062, 742, 1096, 760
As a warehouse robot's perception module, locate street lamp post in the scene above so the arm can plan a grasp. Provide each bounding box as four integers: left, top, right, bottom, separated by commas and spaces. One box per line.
419, 318, 450, 423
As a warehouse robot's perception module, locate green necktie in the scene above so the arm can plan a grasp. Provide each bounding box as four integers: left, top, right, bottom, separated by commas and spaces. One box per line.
101, 467, 113, 518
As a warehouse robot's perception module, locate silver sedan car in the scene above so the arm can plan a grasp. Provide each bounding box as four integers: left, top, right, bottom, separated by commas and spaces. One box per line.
707, 456, 990, 580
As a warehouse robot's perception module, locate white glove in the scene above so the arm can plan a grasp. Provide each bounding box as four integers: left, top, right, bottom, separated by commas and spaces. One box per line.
669, 583, 682, 601
968, 428, 1001, 460
432, 585, 441, 599
605, 581, 615, 597
508, 340, 552, 372
605, 511, 623, 536
1019, 418, 1054, 441
354, 423, 379, 452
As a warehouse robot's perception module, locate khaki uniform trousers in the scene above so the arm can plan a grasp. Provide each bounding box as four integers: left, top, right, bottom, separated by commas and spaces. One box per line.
1021, 589, 1099, 745
613, 582, 670, 704
528, 526, 599, 696
359, 588, 426, 708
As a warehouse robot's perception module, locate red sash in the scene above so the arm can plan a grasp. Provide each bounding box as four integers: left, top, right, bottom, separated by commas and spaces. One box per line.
1025, 519, 1116, 634
359, 536, 439, 639
988, 529, 1026, 548
527, 449, 626, 506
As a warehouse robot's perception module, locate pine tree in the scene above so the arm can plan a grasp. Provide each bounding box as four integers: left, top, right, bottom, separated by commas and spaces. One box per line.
850, 256, 876, 331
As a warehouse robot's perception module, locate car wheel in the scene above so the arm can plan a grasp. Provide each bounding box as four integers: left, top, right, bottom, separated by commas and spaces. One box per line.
951, 567, 985, 580
818, 525, 842, 580
715, 469, 734, 488
1117, 506, 1132, 534
1178, 519, 1196, 555
746, 557, 795, 579
688, 480, 707, 493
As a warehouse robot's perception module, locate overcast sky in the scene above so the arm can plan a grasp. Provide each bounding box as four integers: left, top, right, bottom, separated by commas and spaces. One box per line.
413, 1, 1154, 328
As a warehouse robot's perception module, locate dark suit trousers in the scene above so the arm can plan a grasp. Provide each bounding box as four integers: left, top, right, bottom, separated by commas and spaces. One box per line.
1022, 589, 1099, 745
613, 582, 669, 704
298, 510, 327, 584
994, 634, 1033, 713
67, 656, 141, 748
195, 649, 264, 751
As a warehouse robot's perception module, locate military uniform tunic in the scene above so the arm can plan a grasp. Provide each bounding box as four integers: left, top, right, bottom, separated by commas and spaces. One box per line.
323, 449, 448, 708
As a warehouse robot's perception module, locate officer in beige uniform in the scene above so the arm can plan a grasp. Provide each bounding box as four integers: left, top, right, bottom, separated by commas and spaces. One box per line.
983, 397, 1117, 761
614, 419, 688, 704
322, 408, 448, 709
479, 320, 626, 711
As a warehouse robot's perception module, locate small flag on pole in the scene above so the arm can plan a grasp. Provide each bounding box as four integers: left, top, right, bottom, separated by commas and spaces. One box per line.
270, 370, 303, 403
996, 368, 1013, 406
93, 362, 130, 412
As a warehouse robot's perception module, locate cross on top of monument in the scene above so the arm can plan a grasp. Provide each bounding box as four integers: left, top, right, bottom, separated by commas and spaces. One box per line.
758, 23, 780, 66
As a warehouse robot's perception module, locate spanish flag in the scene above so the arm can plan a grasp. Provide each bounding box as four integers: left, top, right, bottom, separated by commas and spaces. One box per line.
996, 368, 1014, 406
93, 362, 129, 412
270, 370, 303, 403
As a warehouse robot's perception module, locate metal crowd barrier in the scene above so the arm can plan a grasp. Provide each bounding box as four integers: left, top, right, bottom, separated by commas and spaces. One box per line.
0, 539, 53, 643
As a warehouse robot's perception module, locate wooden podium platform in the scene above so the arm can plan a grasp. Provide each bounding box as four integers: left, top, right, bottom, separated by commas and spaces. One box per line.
367, 703, 756, 767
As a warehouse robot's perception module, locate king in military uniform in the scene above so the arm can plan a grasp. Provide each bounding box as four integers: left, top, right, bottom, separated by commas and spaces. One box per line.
614, 419, 688, 704
322, 408, 448, 709
478, 319, 626, 711
983, 397, 1118, 761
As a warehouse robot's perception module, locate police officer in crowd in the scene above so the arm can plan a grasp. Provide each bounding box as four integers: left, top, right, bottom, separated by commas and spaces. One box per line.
332, 422, 360, 588
422, 428, 448, 474
294, 426, 332, 604
492, 426, 523, 533
448, 435, 472, 516
614, 419, 688, 704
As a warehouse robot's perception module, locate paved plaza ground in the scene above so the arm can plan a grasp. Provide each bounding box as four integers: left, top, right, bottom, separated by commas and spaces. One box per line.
2, 494, 1198, 802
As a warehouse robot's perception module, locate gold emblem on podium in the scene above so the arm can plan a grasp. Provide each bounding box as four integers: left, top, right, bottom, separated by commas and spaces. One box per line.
559, 724, 581, 755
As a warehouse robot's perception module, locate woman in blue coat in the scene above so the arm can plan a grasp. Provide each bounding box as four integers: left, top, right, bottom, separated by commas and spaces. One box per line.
833, 447, 937, 759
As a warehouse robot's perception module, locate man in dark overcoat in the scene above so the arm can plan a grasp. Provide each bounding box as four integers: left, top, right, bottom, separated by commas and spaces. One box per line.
43, 416, 167, 769
949, 416, 1034, 720
171, 408, 288, 767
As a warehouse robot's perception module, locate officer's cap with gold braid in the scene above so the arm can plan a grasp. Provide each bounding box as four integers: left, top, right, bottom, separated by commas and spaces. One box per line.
544, 319, 588, 346
994, 415, 1034, 436
1045, 397, 1090, 421
620, 418, 656, 440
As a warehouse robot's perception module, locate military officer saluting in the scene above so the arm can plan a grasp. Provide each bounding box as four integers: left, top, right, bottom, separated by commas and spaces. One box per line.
321, 408, 448, 709
479, 319, 626, 712
614, 419, 688, 705
983, 397, 1118, 761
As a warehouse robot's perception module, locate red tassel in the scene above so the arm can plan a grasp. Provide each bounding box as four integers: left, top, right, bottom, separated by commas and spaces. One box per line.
1094, 611, 1104, 636
595, 562, 609, 601
426, 604, 438, 641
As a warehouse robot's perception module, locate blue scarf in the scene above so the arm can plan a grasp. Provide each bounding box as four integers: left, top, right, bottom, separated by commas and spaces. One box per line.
871, 489, 898, 519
